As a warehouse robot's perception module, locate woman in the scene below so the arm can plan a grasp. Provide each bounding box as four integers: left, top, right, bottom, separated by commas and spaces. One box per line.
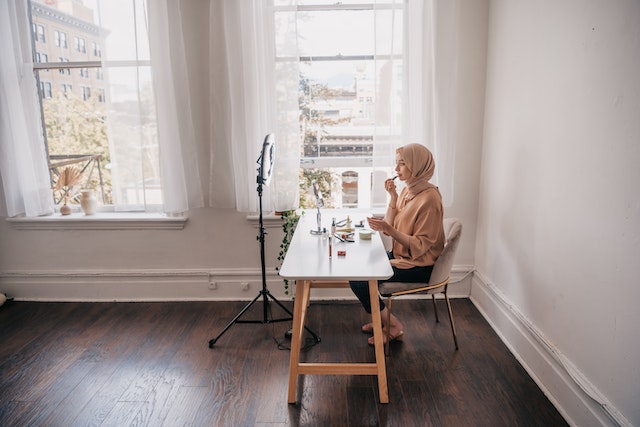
350, 143, 445, 345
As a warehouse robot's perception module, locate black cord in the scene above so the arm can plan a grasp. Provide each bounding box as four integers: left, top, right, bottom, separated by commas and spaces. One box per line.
268, 301, 320, 352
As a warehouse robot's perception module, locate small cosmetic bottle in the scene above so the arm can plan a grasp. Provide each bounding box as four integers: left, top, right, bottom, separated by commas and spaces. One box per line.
330, 217, 336, 257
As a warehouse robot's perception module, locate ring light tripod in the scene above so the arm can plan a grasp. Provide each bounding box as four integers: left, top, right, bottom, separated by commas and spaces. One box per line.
208, 134, 320, 347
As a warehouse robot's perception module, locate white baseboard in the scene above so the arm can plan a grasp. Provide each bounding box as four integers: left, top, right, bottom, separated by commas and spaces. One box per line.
470, 271, 631, 427
0, 268, 295, 302
0, 265, 474, 302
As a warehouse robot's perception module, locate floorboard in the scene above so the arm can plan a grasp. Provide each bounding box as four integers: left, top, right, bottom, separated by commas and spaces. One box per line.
0, 298, 568, 426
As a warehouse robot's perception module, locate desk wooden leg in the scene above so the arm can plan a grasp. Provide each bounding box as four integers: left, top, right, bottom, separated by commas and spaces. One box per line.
287, 280, 311, 404
369, 279, 389, 403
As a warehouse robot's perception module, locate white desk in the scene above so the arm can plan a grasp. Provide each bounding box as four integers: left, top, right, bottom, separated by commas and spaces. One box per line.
279, 211, 393, 404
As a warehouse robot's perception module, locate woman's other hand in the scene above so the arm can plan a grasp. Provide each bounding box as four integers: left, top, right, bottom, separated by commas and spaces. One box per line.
367, 216, 392, 235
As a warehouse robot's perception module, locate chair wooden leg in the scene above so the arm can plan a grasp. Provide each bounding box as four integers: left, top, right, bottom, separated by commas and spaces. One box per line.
385, 297, 392, 356
431, 294, 439, 323
444, 288, 459, 350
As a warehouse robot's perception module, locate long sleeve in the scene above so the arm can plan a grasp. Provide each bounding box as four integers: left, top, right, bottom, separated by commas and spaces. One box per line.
390, 187, 445, 269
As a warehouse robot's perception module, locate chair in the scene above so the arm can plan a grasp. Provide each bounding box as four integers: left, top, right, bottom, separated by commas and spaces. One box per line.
378, 218, 462, 354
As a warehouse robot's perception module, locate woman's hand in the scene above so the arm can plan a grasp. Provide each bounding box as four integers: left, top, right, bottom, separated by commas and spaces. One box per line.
367, 216, 392, 235
384, 177, 398, 198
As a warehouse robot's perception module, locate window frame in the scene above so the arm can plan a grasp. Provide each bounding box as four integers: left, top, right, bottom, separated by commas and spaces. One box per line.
28, 0, 162, 214
273, 2, 403, 208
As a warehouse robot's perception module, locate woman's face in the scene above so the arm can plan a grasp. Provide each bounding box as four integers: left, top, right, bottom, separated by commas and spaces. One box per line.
395, 152, 412, 181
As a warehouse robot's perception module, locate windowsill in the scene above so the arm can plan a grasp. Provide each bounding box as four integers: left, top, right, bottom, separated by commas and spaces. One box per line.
6, 212, 187, 230
245, 207, 388, 228
245, 212, 287, 229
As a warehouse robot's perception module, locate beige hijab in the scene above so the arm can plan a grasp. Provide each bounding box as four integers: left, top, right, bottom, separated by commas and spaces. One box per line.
397, 143, 436, 201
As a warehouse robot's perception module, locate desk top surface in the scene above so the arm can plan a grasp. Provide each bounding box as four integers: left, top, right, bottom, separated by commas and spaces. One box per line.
278, 211, 393, 281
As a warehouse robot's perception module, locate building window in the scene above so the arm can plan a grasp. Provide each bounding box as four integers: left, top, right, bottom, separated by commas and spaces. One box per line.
75, 36, 86, 53
81, 86, 91, 100
54, 30, 67, 48
40, 81, 52, 98
33, 23, 45, 43
92, 41, 101, 57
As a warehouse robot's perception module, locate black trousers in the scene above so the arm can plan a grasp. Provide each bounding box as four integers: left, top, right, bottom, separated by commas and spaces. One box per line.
349, 253, 434, 313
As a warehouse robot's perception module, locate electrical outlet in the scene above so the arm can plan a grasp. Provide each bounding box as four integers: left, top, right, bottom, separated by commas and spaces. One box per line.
208, 281, 218, 290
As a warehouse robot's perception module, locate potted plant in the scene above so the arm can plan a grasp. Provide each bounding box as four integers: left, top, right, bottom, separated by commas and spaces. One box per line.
54, 166, 81, 215
276, 209, 301, 295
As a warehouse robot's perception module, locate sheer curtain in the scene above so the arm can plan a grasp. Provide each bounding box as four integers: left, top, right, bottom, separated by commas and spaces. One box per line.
148, 1, 204, 214
404, 0, 458, 206
0, 0, 54, 218
210, 0, 300, 213
210, 1, 275, 213
97, 0, 203, 214
371, 0, 458, 207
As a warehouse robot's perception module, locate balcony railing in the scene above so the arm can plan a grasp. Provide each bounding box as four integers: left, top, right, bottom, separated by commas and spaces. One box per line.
49, 154, 107, 204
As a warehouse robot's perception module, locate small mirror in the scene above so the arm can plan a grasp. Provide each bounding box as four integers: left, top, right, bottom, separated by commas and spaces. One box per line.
312, 179, 324, 208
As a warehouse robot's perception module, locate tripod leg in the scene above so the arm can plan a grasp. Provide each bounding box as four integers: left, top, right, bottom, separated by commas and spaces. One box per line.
208, 292, 262, 348
265, 290, 320, 343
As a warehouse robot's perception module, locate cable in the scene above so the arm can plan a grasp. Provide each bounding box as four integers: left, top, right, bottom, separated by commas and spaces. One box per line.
268, 300, 320, 352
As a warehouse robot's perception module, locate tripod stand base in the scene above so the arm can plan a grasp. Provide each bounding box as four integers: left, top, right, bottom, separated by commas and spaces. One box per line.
208, 289, 320, 348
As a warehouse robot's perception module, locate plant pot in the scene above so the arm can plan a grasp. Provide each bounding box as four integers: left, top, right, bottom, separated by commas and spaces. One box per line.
60, 204, 72, 215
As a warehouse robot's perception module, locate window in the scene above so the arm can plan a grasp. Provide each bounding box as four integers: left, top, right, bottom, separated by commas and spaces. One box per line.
92, 41, 101, 57
29, 0, 162, 212
274, 1, 403, 209
74, 36, 86, 53
39, 81, 52, 98
32, 23, 45, 43
81, 85, 91, 100
54, 30, 67, 48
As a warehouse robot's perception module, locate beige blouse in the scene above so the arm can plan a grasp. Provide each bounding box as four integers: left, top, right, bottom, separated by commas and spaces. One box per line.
391, 186, 445, 269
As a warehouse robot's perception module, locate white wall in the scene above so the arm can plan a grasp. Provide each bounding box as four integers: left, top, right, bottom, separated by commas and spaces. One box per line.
474, 0, 640, 425
0, 0, 485, 301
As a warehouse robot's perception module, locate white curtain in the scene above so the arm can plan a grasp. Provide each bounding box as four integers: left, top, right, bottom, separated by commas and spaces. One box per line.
404, 0, 458, 206
210, 0, 300, 213
148, 1, 204, 214
370, 0, 458, 207
0, 0, 54, 217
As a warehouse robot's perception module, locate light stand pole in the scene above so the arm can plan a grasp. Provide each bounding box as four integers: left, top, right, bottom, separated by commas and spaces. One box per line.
208, 136, 320, 348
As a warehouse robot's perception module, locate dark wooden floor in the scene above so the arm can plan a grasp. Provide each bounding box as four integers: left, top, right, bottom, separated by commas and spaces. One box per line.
0, 298, 567, 427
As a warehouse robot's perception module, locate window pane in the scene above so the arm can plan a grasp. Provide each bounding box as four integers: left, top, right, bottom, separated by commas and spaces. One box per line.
274, 2, 404, 209
31, 0, 160, 210
297, 10, 376, 57
276, 9, 401, 58
93, 0, 151, 62
38, 72, 112, 205
105, 66, 162, 208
